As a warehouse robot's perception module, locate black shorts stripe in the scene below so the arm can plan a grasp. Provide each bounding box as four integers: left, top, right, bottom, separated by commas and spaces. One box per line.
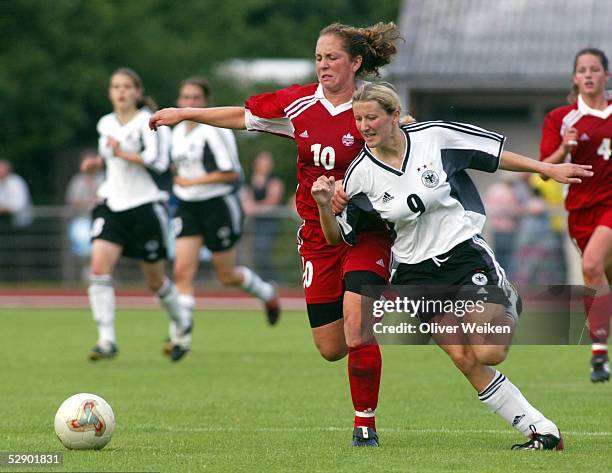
306, 299, 343, 328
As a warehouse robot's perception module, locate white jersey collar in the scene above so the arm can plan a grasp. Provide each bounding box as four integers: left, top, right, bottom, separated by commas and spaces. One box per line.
315, 80, 367, 116
577, 91, 612, 119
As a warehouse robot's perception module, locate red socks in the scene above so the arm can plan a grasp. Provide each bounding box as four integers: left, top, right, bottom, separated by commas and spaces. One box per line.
585, 293, 611, 351
348, 342, 382, 430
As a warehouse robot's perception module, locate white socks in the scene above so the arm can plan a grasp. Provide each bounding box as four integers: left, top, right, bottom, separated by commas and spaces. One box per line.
478, 370, 558, 437
157, 278, 190, 328
88, 275, 116, 348
237, 266, 275, 302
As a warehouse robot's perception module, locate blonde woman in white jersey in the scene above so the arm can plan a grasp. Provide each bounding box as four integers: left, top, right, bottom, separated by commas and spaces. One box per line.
82, 68, 186, 361
167, 78, 281, 361
313, 83, 594, 450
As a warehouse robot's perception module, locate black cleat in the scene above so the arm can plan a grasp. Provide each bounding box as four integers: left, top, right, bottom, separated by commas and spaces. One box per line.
591, 354, 610, 383
88, 342, 118, 361
169, 344, 190, 362
351, 427, 379, 447
168, 323, 193, 362
511, 426, 564, 451
264, 283, 281, 326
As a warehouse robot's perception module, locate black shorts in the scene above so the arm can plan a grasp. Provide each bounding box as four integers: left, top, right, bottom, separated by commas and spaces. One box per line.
391, 235, 518, 319
173, 194, 243, 252
90, 202, 168, 262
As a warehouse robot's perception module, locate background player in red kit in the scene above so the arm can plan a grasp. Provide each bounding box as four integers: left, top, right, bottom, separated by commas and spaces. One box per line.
540, 48, 612, 382
150, 22, 401, 445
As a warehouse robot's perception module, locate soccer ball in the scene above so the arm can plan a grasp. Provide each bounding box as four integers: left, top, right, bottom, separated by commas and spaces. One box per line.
54, 393, 115, 450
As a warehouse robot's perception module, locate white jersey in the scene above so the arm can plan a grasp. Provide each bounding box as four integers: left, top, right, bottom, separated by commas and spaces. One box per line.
171, 122, 241, 201
339, 121, 505, 264
97, 108, 170, 212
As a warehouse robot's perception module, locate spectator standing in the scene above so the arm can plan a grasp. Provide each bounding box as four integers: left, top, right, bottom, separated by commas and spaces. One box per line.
243, 151, 285, 281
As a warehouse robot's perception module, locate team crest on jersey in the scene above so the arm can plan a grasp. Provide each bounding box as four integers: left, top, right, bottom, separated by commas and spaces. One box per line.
421, 170, 439, 188
472, 273, 488, 285
341, 133, 355, 146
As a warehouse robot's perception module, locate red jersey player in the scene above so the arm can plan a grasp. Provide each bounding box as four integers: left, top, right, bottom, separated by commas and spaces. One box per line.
540, 48, 611, 382
150, 22, 401, 445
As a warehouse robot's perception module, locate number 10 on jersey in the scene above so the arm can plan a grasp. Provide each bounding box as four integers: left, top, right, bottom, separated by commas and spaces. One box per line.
311, 144, 336, 170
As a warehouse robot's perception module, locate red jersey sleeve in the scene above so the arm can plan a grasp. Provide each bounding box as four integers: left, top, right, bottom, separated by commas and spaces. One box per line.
540, 110, 563, 161
244, 84, 304, 119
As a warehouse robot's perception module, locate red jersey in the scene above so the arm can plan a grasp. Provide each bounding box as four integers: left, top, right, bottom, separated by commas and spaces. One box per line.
540, 93, 612, 211
245, 83, 365, 224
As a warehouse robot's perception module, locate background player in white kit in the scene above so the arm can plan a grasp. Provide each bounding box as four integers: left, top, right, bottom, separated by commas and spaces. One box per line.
167, 77, 280, 361
313, 83, 593, 450
83, 67, 186, 360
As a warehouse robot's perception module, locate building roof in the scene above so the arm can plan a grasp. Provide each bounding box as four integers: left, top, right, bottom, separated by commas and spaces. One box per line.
390, 0, 612, 90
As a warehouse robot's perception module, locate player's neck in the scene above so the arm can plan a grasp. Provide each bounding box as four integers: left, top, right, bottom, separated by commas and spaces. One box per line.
115, 108, 138, 125
580, 92, 608, 110
322, 84, 354, 107
371, 128, 406, 169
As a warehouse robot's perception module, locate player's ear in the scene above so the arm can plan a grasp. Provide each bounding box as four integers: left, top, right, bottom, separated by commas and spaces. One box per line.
352, 55, 362, 74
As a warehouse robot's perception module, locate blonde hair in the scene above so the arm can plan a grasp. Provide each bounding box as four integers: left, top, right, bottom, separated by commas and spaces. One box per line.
352, 82, 402, 115
319, 22, 401, 77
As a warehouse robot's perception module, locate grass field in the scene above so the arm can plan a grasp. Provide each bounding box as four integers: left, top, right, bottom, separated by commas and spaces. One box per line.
1, 307, 611, 473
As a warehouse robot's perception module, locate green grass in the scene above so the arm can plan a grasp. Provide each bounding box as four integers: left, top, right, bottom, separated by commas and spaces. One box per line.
1, 308, 611, 472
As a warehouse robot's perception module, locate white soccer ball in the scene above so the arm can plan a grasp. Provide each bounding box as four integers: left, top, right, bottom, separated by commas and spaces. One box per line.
54, 393, 115, 450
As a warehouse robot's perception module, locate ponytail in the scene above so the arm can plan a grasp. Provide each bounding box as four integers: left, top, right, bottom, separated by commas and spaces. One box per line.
319, 22, 402, 77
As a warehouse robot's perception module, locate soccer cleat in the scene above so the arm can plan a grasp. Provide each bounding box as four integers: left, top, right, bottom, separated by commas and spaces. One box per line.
351, 426, 379, 447
591, 354, 610, 383
264, 282, 281, 326
511, 425, 564, 451
168, 323, 193, 362
169, 344, 190, 362
88, 342, 118, 361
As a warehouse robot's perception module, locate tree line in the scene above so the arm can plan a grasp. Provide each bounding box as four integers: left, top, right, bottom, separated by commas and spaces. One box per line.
1, 0, 399, 203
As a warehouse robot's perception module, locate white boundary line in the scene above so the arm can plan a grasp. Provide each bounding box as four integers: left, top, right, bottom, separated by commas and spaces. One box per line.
154, 426, 612, 436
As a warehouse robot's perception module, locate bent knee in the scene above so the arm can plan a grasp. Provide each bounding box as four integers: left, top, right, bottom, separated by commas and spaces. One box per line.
473, 346, 509, 366
316, 343, 347, 362
582, 257, 605, 283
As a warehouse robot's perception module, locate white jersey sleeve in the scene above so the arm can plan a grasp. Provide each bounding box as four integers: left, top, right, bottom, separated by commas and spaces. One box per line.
336, 152, 377, 246
244, 109, 295, 138
139, 113, 170, 173
406, 121, 505, 173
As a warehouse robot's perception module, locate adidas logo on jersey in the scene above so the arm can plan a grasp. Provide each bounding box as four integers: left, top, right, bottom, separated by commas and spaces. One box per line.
579, 133, 590, 141
376, 259, 385, 268
299, 130, 309, 138
382, 192, 394, 203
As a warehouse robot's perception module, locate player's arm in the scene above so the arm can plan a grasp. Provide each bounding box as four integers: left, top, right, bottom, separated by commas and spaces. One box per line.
540, 113, 578, 164
106, 136, 145, 165
174, 171, 240, 187
311, 175, 342, 245
500, 150, 593, 184
149, 107, 246, 130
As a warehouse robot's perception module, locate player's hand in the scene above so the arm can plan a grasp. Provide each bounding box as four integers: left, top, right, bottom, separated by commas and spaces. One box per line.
311, 175, 335, 206
331, 179, 348, 215
174, 175, 197, 187
561, 128, 579, 154
546, 163, 593, 184
80, 156, 101, 173
106, 136, 121, 155
149, 108, 183, 130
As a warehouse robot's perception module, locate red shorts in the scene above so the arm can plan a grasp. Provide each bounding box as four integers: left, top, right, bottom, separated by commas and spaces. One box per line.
568, 206, 612, 253
298, 222, 391, 305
